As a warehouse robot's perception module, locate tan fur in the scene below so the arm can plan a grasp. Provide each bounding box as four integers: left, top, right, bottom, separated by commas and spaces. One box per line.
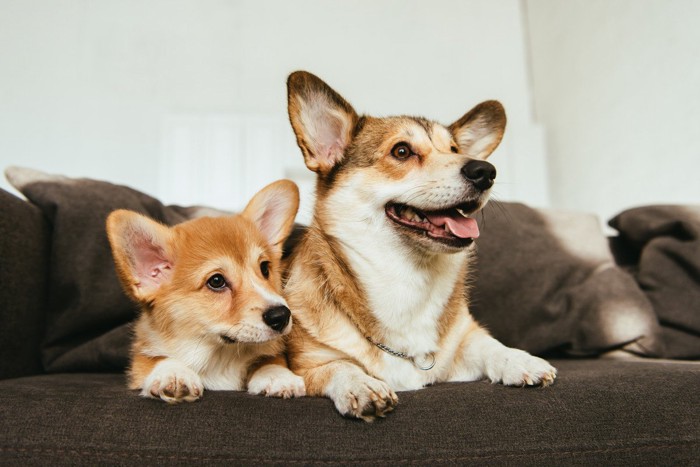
127, 354, 164, 391
284, 71, 556, 421
436, 260, 471, 344
107, 180, 305, 403
286, 226, 394, 369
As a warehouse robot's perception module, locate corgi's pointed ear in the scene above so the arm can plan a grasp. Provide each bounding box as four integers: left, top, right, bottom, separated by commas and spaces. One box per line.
449, 100, 507, 160
287, 71, 358, 175
242, 180, 300, 253
106, 210, 174, 304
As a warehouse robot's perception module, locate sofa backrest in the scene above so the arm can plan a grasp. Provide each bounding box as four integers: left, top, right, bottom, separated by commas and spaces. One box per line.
0, 188, 49, 379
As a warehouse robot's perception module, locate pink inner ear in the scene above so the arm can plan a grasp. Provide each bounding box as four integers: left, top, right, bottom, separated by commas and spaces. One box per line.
256, 198, 290, 248
309, 109, 348, 168
131, 238, 172, 292
320, 140, 344, 167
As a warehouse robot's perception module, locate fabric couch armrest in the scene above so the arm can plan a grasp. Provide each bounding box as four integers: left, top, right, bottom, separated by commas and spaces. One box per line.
0, 188, 49, 378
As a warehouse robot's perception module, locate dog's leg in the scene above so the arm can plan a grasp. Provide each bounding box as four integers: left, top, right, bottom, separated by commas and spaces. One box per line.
302, 359, 398, 422
247, 355, 306, 398
288, 324, 398, 422
128, 353, 163, 390
139, 356, 205, 403
452, 326, 557, 386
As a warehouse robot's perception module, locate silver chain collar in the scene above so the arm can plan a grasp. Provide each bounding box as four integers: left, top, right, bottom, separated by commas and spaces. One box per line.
366, 336, 436, 371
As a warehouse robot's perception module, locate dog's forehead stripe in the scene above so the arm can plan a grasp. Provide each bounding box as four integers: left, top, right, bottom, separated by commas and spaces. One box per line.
401, 119, 453, 153
412, 117, 433, 136
431, 125, 454, 151
400, 119, 432, 142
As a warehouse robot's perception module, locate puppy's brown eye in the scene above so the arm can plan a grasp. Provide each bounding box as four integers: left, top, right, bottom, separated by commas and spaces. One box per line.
391, 142, 412, 160
260, 261, 270, 279
450, 145, 459, 153
207, 274, 226, 291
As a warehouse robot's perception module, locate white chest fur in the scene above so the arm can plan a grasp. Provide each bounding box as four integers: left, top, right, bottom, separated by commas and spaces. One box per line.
359, 247, 463, 355
328, 213, 468, 390
191, 343, 250, 390
141, 328, 255, 391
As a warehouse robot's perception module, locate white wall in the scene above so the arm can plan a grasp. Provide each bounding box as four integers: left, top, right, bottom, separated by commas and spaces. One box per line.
0, 0, 546, 221
526, 0, 700, 223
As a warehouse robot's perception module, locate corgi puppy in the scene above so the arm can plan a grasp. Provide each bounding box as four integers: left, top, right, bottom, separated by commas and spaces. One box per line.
106, 180, 305, 403
283, 71, 556, 421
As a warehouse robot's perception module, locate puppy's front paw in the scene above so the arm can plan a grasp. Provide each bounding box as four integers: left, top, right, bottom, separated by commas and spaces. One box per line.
330, 373, 398, 422
248, 365, 306, 399
486, 348, 557, 387
142, 360, 204, 403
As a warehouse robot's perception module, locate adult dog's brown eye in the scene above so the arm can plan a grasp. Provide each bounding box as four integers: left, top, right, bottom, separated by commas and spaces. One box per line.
391, 142, 412, 160
207, 274, 226, 291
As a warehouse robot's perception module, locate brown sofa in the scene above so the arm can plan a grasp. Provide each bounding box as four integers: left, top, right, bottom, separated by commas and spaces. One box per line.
1, 169, 699, 465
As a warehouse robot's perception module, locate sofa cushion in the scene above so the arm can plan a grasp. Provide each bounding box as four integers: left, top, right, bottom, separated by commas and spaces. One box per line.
609, 205, 700, 359
4, 167, 226, 373
470, 203, 663, 357
0, 189, 50, 379
0, 359, 698, 465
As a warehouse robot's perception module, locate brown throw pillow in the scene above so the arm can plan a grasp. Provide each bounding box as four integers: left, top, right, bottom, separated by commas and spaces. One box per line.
470, 202, 663, 357
5, 167, 228, 372
609, 205, 700, 359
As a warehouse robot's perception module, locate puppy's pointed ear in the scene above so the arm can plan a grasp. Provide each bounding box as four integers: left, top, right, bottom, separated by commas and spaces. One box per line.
242, 180, 300, 254
449, 100, 507, 160
106, 210, 174, 304
287, 71, 358, 175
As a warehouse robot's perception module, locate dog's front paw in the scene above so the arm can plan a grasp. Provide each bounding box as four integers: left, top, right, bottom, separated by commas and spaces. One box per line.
329, 373, 398, 422
142, 360, 204, 403
486, 348, 557, 387
248, 365, 306, 399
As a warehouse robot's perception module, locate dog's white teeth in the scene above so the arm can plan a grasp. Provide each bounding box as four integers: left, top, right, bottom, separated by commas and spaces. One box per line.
456, 208, 470, 218
445, 223, 453, 235
401, 206, 425, 223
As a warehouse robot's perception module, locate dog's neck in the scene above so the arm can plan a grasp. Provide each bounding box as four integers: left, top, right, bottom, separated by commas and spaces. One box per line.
314, 202, 469, 357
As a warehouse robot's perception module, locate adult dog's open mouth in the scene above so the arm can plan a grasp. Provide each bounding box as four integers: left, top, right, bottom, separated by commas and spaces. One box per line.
385, 201, 480, 248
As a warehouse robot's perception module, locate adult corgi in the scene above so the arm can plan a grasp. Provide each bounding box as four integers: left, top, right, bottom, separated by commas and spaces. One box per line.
283, 71, 556, 421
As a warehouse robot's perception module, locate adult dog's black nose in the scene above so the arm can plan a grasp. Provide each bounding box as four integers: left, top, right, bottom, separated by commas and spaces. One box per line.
461, 160, 497, 191
263, 306, 291, 332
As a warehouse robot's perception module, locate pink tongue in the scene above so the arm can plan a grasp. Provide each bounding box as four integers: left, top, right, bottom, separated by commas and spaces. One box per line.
425, 213, 480, 239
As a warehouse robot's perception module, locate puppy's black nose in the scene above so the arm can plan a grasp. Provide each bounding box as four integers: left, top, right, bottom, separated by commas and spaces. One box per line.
461, 160, 497, 191
263, 306, 291, 332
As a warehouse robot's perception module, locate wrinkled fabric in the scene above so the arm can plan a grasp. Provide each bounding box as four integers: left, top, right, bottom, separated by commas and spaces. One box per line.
610, 205, 700, 359
471, 202, 663, 357
6, 167, 209, 372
